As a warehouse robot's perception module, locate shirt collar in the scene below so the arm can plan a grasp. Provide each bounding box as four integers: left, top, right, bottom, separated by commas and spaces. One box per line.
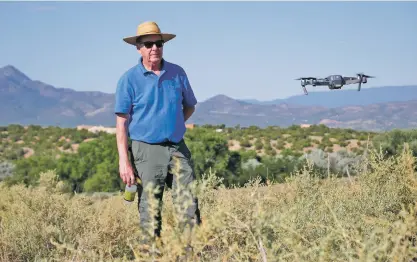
137, 56, 167, 75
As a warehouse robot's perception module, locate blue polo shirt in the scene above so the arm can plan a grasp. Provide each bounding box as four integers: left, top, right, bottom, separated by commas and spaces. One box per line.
114, 57, 197, 143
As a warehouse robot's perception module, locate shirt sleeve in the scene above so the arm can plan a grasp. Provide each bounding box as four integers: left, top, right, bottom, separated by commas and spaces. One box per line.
181, 69, 197, 107
114, 73, 133, 114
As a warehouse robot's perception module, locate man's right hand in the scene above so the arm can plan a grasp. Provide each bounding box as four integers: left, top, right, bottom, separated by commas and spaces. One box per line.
116, 113, 136, 187
119, 161, 135, 186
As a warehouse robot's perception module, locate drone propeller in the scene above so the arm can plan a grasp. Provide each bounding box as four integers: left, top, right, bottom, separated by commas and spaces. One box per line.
356, 73, 375, 78
295, 77, 316, 80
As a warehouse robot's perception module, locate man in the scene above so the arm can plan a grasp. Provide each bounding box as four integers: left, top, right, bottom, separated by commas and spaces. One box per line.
114, 21, 201, 247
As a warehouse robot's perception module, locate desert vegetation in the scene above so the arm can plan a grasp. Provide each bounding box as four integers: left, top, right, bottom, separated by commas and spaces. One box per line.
222, 124, 372, 155
0, 125, 375, 189
1, 123, 417, 191
1, 142, 417, 261
1, 124, 417, 260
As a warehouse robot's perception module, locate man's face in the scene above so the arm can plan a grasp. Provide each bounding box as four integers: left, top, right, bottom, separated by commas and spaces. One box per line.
137, 35, 164, 64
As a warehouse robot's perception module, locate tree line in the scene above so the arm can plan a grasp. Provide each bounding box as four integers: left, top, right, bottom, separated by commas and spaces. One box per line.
1, 124, 417, 193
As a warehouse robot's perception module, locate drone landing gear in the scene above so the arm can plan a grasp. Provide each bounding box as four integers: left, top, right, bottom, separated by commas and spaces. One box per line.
302, 85, 308, 95
356, 73, 375, 91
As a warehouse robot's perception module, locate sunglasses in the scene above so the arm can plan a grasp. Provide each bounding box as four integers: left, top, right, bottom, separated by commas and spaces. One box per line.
141, 40, 164, 49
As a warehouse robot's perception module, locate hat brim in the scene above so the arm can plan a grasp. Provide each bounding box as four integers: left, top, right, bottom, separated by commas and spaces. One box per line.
123, 33, 176, 46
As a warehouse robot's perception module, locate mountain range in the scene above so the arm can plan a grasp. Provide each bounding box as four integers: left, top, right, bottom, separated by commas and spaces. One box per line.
1, 64, 417, 131
239, 85, 417, 108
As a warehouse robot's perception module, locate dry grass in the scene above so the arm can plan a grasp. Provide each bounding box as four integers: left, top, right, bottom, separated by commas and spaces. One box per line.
1, 145, 417, 261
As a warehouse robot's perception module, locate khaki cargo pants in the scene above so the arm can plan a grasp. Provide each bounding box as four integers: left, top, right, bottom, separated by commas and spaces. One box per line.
128, 139, 201, 243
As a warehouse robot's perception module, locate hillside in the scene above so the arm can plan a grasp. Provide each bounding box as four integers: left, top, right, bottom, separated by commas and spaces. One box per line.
189, 95, 417, 131
0, 124, 374, 164
239, 85, 417, 107
1, 65, 417, 131
3, 122, 417, 191
0, 65, 115, 127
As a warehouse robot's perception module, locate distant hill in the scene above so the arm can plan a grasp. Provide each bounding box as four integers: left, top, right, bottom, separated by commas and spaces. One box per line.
189, 94, 417, 131
239, 85, 417, 108
1, 65, 417, 131
0, 65, 115, 127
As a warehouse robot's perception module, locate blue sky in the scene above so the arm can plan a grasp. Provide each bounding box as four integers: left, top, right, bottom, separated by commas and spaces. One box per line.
1, 1, 416, 102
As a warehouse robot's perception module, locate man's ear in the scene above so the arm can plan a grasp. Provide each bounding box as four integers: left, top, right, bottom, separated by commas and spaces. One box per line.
136, 46, 142, 55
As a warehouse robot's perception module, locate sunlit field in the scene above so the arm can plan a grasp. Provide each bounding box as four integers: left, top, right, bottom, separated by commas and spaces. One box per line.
1, 145, 417, 262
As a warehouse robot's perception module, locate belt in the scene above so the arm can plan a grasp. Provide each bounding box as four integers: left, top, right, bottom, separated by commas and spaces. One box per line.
133, 139, 183, 146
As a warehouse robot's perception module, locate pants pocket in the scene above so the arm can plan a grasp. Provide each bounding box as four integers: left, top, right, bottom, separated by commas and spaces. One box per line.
177, 140, 192, 160
132, 140, 148, 163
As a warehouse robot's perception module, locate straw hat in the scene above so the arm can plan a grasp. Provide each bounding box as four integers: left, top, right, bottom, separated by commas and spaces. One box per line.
123, 21, 176, 46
